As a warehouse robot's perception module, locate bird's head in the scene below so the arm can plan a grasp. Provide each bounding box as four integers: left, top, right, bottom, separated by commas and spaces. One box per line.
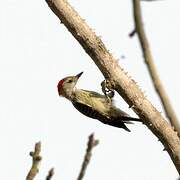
57, 72, 83, 99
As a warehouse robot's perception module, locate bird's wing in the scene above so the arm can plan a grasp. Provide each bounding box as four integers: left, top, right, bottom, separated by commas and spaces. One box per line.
72, 100, 108, 120
72, 89, 139, 132
72, 100, 131, 131
74, 89, 111, 116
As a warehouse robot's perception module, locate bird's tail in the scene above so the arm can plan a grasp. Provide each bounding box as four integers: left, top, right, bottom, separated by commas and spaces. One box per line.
120, 117, 141, 132
121, 124, 131, 132
101, 118, 132, 132
120, 116, 141, 123
99, 116, 140, 132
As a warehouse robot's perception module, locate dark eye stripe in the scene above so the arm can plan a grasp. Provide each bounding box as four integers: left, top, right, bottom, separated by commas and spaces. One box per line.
67, 79, 73, 83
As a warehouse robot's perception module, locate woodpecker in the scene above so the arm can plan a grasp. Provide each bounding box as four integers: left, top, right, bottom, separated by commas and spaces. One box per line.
57, 72, 140, 132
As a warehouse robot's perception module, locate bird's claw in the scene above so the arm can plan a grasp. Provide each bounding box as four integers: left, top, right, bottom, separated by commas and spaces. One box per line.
101, 79, 115, 99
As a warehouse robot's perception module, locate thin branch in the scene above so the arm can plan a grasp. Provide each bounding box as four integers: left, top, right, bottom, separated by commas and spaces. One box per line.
130, 0, 165, 37
46, 168, 54, 180
45, 0, 180, 173
26, 142, 42, 180
77, 133, 99, 180
129, 29, 136, 37
132, 0, 180, 136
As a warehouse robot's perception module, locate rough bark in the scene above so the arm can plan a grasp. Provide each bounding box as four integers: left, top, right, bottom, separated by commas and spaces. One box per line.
45, 0, 180, 173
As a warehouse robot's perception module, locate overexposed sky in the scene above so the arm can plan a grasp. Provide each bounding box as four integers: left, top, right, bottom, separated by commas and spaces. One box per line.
0, 0, 180, 179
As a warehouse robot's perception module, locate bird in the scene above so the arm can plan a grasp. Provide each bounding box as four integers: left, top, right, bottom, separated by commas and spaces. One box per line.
57, 72, 141, 132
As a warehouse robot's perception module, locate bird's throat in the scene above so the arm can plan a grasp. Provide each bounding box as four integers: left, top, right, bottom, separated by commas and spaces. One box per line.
64, 88, 76, 101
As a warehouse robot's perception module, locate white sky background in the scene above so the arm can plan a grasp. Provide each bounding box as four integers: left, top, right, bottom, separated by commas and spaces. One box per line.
0, 0, 180, 179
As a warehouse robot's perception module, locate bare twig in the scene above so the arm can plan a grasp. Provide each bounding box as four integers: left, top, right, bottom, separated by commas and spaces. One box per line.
45, 0, 180, 173
129, 29, 136, 37
77, 133, 99, 180
26, 142, 42, 180
132, 0, 180, 137
46, 168, 54, 180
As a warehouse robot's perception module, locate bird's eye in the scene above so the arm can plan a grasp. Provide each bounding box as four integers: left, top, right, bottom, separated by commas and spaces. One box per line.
67, 79, 73, 83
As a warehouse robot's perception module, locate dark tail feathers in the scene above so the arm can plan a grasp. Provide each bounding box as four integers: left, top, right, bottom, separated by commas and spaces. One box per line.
101, 116, 141, 132
120, 116, 141, 122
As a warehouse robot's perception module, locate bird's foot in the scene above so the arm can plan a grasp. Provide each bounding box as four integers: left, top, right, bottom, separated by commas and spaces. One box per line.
101, 79, 115, 99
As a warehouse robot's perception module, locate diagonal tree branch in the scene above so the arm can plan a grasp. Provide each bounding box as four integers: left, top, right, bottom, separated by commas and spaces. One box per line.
132, 0, 180, 137
26, 142, 42, 180
45, 0, 180, 173
77, 133, 99, 180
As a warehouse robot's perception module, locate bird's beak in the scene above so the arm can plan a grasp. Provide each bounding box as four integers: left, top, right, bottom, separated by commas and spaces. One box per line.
75, 72, 83, 79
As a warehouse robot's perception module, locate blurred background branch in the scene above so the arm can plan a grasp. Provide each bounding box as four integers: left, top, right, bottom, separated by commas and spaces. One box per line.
25, 134, 98, 180
77, 133, 99, 180
26, 142, 42, 180
132, 0, 180, 137
46, 168, 54, 180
